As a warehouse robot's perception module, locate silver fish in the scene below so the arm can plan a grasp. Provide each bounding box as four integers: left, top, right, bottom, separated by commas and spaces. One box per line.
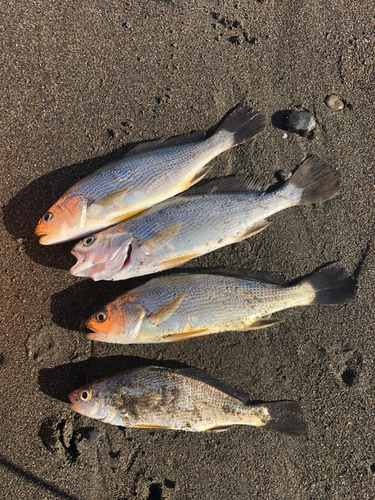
35, 107, 266, 244
69, 366, 307, 435
70, 157, 340, 281
83, 266, 356, 343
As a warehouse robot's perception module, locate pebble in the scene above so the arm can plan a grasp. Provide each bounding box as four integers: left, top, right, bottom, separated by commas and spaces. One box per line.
278, 170, 292, 181
325, 95, 344, 111
285, 110, 317, 136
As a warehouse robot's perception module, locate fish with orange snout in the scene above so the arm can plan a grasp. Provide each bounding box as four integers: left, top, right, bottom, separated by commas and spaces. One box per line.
35, 107, 266, 245
69, 365, 307, 435
70, 156, 341, 282
82, 266, 356, 344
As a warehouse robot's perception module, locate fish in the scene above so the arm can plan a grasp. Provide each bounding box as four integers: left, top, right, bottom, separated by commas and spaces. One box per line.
83, 266, 356, 343
69, 365, 307, 435
35, 107, 266, 245
70, 156, 340, 282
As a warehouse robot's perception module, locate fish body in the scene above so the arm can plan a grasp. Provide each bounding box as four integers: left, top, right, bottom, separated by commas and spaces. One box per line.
35, 108, 266, 245
84, 266, 356, 343
70, 157, 340, 281
69, 366, 306, 435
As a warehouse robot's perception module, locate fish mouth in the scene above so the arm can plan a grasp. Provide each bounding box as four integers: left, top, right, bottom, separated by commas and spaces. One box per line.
86, 331, 109, 342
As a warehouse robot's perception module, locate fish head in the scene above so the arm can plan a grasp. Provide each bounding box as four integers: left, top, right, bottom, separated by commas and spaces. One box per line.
70, 231, 134, 281
85, 300, 147, 343
69, 381, 111, 421
35, 194, 88, 245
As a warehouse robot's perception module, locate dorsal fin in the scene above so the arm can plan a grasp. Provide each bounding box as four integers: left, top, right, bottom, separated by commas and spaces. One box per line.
174, 367, 250, 403
186, 174, 266, 196
125, 131, 205, 156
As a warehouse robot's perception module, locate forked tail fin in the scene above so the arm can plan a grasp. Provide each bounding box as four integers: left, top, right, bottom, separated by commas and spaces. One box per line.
216, 107, 267, 148
261, 401, 307, 436
285, 156, 340, 205
300, 265, 357, 305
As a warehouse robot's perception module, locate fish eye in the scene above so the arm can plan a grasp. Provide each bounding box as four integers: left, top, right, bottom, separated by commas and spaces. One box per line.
96, 310, 107, 323
80, 388, 92, 402
83, 236, 96, 246
43, 212, 53, 223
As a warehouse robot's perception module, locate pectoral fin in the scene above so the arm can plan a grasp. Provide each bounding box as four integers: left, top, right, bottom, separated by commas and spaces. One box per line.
248, 318, 283, 329
148, 293, 186, 326
237, 221, 270, 241
142, 223, 182, 253
163, 329, 209, 342
89, 186, 134, 209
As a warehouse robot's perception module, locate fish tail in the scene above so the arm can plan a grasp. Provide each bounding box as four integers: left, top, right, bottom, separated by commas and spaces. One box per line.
301, 265, 357, 305
215, 107, 267, 148
285, 156, 340, 205
260, 401, 307, 436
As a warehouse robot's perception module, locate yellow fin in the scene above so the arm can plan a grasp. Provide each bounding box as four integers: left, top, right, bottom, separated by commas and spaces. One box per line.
238, 221, 270, 241
148, 293, 186, 326
160, 253, 201, 269
142, 223, 182, 253
130, 424, 170, 429
109, 207, 148, 224
247, 318, 283, 329
163, 328, 209, 342
189, 165, 212, 187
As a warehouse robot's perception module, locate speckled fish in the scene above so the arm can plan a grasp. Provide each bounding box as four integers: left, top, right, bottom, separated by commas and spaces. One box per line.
35, 107, 266, 245
70, 156, 340, 281
69, 365, 307, 435
83, 266, 356, 343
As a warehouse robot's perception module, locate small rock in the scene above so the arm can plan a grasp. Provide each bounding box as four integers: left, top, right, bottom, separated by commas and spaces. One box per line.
281, 133, 288, 139
277, 170, 292, 181
285, 110, 317, 136
325, 95, 344, 111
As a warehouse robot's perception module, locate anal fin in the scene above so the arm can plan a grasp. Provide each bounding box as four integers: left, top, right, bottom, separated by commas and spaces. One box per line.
148, 293, 186, 326
237, 221, 270, 241
247, 318, 283, 329
189, 165, 212, 187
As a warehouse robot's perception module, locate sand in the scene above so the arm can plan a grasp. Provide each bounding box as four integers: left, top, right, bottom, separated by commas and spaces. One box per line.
1, 1, 374, 498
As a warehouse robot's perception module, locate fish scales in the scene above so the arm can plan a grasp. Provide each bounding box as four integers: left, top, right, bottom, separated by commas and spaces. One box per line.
83, 266, 356, 344
69, 366, 307, 434
36, 107, 266, 244
70, 156, 341, 281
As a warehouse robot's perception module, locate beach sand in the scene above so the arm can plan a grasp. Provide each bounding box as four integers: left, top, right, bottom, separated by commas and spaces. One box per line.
0, 1, 374, 498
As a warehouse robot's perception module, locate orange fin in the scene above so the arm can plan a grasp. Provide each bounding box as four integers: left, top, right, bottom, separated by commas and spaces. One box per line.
142, 223, 182, 253
247, 318, 283, 329
148, 293, 186, 326
160, 253, 201, 269
238, 221, 270, 241
163, 328, 209, 342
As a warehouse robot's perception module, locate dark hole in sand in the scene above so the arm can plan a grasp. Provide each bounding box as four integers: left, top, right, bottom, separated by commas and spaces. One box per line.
370, 464, 375, 474
341, 368, 356, 387
148, 483, 162, 500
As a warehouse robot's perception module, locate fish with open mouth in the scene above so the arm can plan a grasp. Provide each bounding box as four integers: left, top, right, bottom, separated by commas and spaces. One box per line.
69, 365, 307, 435
35, 107, 266, 244
83, 266, 356, 343
70, 156, 340, 282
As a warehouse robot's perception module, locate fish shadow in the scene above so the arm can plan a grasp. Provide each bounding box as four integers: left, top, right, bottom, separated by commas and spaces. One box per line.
1, 143, 136, 270
50, 277, 146, 331
38, 355, 191, 403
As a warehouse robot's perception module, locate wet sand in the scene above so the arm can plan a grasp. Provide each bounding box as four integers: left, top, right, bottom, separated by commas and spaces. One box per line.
1, 1, 375, 498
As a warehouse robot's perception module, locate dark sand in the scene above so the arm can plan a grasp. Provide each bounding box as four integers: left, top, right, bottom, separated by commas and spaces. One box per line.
1, 1, 375, 498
